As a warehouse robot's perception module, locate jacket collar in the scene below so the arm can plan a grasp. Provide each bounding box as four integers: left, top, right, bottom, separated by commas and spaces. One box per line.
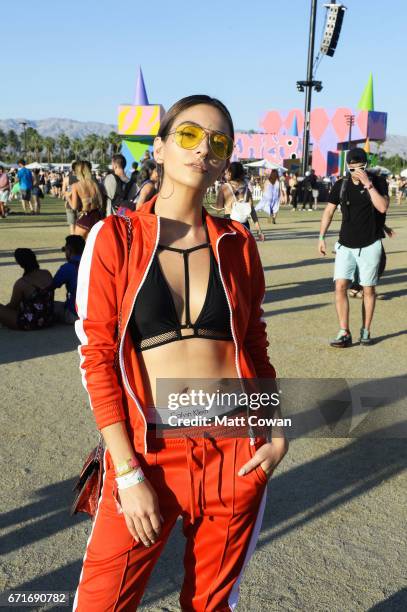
137, 195, 237, 245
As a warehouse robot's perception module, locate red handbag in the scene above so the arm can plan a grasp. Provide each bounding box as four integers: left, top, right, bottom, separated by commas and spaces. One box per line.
70, 434, 104, 518
70, 216, 133, 519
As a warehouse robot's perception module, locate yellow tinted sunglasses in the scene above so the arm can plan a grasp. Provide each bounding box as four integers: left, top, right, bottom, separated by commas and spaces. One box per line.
168, 123, 234, 160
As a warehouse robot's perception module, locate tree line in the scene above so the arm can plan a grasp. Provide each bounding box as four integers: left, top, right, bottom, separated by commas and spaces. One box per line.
376, 153, 407, 175
0, 127, 123, 164
1, 126, 406, 174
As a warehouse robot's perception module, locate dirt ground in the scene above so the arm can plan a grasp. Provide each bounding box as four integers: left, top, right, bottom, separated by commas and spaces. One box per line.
1, 197, 406, 611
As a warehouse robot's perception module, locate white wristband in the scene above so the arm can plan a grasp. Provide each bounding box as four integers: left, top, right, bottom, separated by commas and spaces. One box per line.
115, 467, 145, 490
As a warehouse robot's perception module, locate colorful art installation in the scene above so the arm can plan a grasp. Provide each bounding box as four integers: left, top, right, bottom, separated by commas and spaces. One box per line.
358, 73, 374, 111
118, 67, 165, 172
234, 74, 387, 176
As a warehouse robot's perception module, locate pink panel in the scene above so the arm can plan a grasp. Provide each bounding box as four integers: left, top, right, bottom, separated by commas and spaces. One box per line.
311, 146, 327, 177
234, 132, 301, 166
331, 107, 354, 142
356, 111, 368, 135
310, 108, 330, 142
260, 111, 283, 134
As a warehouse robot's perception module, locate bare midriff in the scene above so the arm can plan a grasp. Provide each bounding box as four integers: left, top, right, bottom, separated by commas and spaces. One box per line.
138, 338, 238, 407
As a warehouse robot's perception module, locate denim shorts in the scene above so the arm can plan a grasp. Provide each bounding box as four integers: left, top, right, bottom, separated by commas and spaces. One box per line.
20, 189, 31, 201
334, 239, 382, 287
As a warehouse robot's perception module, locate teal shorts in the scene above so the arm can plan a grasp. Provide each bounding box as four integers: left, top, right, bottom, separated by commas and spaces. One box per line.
334, 239, 382, 287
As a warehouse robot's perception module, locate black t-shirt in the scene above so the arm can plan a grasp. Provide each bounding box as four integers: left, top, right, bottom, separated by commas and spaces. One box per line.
303, 174, 317, 191
328, 174, 388, 248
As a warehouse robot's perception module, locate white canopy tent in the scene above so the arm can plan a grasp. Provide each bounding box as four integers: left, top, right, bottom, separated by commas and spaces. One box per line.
0, 161, 17, 169
26, 162, 51, 170
243, 159, 288, 172
369, 165, 392, 176
400, 168, 407, 178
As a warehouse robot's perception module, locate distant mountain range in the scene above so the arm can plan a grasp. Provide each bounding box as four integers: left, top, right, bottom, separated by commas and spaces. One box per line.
1, 117, 406, 157
0, 118, 116, 139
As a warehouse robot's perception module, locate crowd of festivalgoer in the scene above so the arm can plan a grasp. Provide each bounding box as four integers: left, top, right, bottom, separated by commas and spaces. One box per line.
0, 150, 404, 335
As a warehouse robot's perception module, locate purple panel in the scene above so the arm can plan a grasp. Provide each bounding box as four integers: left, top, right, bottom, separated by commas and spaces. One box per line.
324, 108, 337, 121
327, 151, 339, 175
367, 111, 387, 140
319, 122, 340, 151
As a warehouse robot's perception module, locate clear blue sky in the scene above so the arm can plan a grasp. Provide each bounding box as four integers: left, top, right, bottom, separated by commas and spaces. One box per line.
3, 0, 406, 134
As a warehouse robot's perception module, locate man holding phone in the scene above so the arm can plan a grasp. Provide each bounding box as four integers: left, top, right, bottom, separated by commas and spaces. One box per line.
318, 148, 389, 347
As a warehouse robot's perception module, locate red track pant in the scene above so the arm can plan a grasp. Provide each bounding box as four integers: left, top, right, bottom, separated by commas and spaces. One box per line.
73, 435, 268, 611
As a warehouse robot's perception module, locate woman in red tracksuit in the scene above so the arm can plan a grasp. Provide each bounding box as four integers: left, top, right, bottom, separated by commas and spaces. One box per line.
73, 95, 288, 611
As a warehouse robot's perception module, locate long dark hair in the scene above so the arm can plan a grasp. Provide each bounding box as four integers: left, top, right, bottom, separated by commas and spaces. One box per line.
14, 248, 40, 275
228, 161, 245, 181
157, 95, 234, 186
137, 160, 157, 186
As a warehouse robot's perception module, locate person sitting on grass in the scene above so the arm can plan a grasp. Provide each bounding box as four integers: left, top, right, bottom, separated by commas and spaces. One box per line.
0, 249, 54, 330
52, 235, 85, 324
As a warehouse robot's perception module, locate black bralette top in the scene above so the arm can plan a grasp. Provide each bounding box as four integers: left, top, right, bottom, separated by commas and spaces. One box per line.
129, 232, 233, 352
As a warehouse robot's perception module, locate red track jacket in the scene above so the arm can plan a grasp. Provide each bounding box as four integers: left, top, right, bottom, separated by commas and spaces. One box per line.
75, 196, 275, 453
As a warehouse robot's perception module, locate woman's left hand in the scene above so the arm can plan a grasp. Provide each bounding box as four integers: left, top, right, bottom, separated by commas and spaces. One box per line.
238, 437, 289, 480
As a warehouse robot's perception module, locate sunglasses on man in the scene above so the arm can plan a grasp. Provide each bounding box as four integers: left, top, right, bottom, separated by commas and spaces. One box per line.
347, 163, 367, 173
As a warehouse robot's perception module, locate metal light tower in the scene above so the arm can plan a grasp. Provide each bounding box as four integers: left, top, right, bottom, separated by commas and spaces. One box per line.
299, 0, 319, 176
297, 1, 347, 176
19, 121, 27, 155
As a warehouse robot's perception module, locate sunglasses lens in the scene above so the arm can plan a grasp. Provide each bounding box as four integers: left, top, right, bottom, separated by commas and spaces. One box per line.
174, 124, 203, 149
210, 133, 234, 160
174, 124, 234, 160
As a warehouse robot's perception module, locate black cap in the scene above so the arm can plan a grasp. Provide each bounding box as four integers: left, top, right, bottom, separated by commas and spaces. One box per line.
346, 148, 368, 164
62, 235, 85, 254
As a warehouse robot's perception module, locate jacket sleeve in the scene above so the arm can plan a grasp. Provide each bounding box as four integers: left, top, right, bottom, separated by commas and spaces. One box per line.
243, 233, 276, 379
75, 219, 127, 430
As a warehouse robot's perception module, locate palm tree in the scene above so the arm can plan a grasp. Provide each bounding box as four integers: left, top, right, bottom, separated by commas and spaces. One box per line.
21, 127, 44, 162
7, 130, 20, 159
0, 129, 7, 159
71, 138, 83, 160
43, 137, 56, 163
108, 131, 122, 156
57, 134, 70, 162
30, 132, 44, 162
96, 136, 109, 164
83, 133, 99, 162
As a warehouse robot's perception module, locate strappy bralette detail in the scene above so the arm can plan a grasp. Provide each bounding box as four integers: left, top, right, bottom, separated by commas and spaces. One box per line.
128, 237, 233, 352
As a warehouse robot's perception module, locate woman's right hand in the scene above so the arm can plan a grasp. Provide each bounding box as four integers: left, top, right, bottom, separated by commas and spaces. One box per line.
118, 478, 162, 547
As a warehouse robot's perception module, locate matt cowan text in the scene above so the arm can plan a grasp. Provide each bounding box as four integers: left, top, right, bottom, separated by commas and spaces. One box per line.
168, 415, 292, 427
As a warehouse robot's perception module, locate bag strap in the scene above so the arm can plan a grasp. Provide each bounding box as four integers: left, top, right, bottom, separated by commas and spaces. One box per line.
340, 175, 350, 206
123, 176, 138, 200
130, 179, 151, 204
226, 182, 237, 202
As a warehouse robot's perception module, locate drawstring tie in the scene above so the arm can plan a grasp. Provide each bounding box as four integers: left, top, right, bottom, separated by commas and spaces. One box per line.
183, 433, 211, 524
184, 436, 196, 525
202, 434, 207, 510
